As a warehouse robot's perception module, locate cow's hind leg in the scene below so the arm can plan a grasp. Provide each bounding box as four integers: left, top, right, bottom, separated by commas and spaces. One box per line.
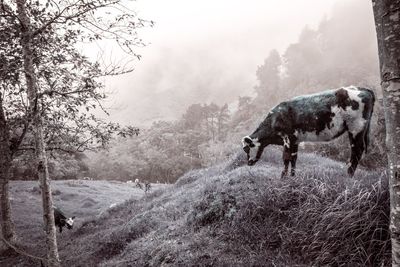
348, 131, 365, 177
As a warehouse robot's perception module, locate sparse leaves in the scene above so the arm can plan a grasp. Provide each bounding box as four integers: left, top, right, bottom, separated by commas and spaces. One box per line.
0, 0, 148, 158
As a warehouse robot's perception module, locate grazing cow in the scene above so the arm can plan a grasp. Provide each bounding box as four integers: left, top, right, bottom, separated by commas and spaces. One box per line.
144, 181, 151, 193
54, 206, 75, 233
242, 86, 375, 177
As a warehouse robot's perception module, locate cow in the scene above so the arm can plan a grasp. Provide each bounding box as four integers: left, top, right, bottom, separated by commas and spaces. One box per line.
53, 206, 75, 233
242, 86, 375, 177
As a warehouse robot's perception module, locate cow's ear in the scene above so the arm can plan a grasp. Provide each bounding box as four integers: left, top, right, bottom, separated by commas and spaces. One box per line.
72, 216, 76, 220
243, 136, 253, 145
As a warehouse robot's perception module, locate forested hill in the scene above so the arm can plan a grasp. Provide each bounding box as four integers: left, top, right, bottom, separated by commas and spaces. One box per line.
48, 148, 388, 266
81, 0, 385, 185
10, 0, 385, 185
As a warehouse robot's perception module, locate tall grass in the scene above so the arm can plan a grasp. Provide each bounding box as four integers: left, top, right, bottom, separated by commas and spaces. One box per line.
59, 149, 390, 266
217, 169, 390, 266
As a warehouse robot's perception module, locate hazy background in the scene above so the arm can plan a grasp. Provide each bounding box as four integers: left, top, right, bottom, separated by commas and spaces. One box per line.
103, 0, 346, 125
11, 0, 380, 182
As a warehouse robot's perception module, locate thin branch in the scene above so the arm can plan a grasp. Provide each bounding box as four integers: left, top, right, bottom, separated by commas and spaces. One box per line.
32, 0, 120, 37
38, 88, 93, 98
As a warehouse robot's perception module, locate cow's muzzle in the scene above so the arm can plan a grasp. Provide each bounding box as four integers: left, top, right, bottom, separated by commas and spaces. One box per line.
248, 159, 257, 166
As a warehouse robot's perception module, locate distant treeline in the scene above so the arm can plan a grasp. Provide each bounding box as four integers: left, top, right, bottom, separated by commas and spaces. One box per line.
12, 0, 386, 182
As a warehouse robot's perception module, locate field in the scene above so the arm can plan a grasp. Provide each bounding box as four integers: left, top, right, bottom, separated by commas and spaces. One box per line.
0, 147, 390, 266
1, 180, 167, 266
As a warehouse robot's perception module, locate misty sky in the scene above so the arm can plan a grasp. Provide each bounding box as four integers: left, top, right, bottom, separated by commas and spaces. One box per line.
103, 0, 345, 126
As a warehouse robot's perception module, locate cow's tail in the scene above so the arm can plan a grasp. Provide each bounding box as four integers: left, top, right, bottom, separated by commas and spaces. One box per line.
364, 115, 371, 154
363, 88, 375, 154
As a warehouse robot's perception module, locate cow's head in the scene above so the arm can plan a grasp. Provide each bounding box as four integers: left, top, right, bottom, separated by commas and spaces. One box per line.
242, 136, 264, 166
64, 216, 75, 229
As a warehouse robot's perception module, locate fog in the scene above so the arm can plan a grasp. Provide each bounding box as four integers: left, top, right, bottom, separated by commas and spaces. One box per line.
101, 0, 363, 126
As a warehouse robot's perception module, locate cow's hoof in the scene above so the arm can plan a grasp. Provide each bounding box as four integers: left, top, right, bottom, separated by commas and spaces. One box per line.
347, 167, 355, 177
281, 171, 288, 179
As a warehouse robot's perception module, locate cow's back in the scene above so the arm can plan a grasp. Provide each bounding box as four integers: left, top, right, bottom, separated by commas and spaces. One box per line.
274, 86, 374, 142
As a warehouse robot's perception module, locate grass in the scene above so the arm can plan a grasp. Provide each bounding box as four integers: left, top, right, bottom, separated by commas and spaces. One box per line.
2, 147, 390, 266
226, 169, 389, 266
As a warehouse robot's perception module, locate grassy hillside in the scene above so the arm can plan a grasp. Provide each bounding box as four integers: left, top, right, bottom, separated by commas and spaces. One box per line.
0, 180, 167, 266
2, 147, 390, 266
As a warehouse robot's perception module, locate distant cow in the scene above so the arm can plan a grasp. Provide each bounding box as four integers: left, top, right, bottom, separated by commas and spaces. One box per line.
54, 206, 75, 233
144, 181, 151, 193
242, 86, 375, 177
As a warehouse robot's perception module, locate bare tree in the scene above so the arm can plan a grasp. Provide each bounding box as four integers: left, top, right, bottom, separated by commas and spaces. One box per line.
371, 0, 400, 265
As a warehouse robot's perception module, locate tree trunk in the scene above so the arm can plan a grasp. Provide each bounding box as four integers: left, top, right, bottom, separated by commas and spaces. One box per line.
15, 0, 60, 266
372, 1, 400, 265
0, 93, 16, 244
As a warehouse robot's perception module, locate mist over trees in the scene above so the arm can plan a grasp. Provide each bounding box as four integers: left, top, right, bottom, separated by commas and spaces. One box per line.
83, 0, 386, 184
5, 0, 383, 184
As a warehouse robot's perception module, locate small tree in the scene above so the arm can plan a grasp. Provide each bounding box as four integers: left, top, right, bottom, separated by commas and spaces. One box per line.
1, 0, 148, 265
371, 0, 400, 265
0, 92, 15, 244
217, 103, 230, 141
254, 49, 281, 107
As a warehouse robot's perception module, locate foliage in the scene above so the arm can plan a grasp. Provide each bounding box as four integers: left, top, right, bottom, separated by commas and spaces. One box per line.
86, 103, 231, 182
1, 0, 147, 179
86, 0, 385, 182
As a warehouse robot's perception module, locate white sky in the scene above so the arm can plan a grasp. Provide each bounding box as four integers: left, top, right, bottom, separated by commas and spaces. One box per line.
102, 0, 343, 125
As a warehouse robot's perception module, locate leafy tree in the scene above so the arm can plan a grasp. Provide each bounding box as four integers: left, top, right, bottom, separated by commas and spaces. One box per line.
182, 104, 204, 130
231, 96, 255, 128
203, 103, 219, 141
1, 0, 147, 264
254, 49, 281, 107
217, 103, 230, 141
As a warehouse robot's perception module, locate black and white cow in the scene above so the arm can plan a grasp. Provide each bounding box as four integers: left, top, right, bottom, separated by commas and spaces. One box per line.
242, 86, 375, 177
54, 206, 75, 233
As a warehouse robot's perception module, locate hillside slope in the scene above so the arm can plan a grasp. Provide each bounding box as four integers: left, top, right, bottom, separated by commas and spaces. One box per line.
0, 180, 167, 266
2, 147, 390, 266
65, 147, 389, 266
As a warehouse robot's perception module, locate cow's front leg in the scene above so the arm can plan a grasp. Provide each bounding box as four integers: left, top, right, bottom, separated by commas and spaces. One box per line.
281, 134, 298, 178
281, 136, 291, 178
290, 144, 299, 176
281, 154, 290, 178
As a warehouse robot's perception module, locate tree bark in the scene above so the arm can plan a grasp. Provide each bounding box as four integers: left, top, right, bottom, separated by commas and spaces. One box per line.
372, 1, 400, 266
0, 93, 16, 244
15, 0, 60, 266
